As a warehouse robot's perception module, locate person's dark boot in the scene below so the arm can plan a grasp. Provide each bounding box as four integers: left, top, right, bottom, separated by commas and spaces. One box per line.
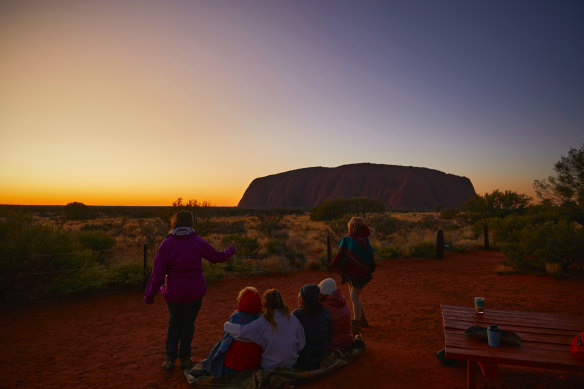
351, 319, 361, 335
180, 358, 194, 370
162, 359, 175, 371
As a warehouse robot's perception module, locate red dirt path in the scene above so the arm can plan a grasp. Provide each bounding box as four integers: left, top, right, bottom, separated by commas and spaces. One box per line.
2, 251, 583, 389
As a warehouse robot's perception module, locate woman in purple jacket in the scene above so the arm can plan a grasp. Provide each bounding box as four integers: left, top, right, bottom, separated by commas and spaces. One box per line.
144, 211, 236, 371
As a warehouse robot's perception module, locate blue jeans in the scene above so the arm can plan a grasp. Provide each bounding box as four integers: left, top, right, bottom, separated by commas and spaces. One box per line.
166, 298, 202, 361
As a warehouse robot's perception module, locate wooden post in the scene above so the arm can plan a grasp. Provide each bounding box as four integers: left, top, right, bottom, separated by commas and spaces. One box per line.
143, 243, 148, 290
436, 229, 444, 259
483, 224, 490, 250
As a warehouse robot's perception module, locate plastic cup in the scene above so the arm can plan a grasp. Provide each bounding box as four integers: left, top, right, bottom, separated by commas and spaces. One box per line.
487, 325, 501, 347
474, 297, 485, 314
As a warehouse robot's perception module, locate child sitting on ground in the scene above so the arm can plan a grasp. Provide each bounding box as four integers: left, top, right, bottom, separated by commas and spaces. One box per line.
223, 289, 306, 369
318, 278, 353, 351
293, 284, 332, 370
206, 287, 263, 376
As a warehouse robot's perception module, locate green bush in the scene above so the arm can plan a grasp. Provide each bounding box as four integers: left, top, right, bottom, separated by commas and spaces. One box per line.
265, 239, 305, 264
440, 209, 460, 220
76, 231, 116, 252
223, 257, 259, 275
221, 235, 260, 258
0, 211, 138, 300
265, 239, 288, 256
499, 220, 584, 272
255, 214, 285, 235
53, 261, 143, 295
409, 242, 436, 258
416, 215, 438, 229
367, 214, 404, 239
202, 260, 226, 285
376, 246, 401, 258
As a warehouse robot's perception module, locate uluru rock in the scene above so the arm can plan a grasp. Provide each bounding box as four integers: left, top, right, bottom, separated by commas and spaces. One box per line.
238, 163, 476, 210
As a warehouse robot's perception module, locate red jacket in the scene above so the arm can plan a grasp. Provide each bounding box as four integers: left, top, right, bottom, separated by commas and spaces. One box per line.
224, 290, 263, 370
322, 289, 353, 350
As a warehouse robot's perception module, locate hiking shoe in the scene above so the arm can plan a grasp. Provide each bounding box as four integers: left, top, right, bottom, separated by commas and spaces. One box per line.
162, 359, 175, 371
180, 359, 194, 370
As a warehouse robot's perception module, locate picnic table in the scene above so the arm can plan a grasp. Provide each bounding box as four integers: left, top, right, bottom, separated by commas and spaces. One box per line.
441, 304, 584, 388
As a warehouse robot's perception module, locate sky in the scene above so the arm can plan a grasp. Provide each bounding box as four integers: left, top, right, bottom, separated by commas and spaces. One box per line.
1, 0, 582, 206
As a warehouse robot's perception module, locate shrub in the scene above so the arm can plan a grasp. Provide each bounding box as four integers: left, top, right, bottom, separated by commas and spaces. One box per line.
499, 220, 584, 272
63, 202, 93, 220
376, 246, 401, 259
409, 242, 436, 258
440, 209, 460, 220
367, 214, 404, 240
305, 258, 324, 270
260, 255, 292, 275
220, 235, 260, 258
310, 198, 385, 221
265, 239, 288, 256
213, 220, 247, 234
327, 218, 349, 242
55, 261, 143, 295
0, 212, 97, 299
255, 214, 285, 235
76, 231, 117, 252
202, 260, 226, 285
416, 215, 438, 229
223, 257, 259, 275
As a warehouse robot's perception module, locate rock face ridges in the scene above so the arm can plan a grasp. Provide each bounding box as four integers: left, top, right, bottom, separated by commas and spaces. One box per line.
238, 163, 476, 210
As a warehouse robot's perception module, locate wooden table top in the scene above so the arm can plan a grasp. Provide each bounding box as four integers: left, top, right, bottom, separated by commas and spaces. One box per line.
441, 304, 584, 371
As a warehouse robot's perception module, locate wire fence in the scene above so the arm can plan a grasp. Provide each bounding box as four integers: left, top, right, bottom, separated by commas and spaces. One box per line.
1, 238, 334, 282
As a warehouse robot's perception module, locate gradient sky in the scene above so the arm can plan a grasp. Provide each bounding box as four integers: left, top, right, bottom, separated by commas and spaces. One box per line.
1, 1, 583, 206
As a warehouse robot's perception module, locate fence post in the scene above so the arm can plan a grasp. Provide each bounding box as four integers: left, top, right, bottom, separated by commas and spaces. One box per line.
143, 243, 148, 290
436, 229, 444, 259
325, 235, 332, 272
483, 224, 490, 250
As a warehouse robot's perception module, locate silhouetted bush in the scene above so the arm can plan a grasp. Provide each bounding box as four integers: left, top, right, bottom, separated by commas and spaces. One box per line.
495, 216, 584, 275
310, 198, 385, 221
63, 202, 94, 220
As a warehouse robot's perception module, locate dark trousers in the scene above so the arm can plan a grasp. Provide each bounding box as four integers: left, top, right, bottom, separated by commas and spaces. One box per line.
166, 298, 202, 361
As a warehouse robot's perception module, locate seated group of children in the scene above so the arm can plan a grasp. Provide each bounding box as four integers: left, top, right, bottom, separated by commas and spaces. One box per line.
205, 278, 353, 377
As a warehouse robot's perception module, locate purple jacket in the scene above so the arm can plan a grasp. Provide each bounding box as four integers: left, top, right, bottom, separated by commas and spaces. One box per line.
143, 231, 235, 304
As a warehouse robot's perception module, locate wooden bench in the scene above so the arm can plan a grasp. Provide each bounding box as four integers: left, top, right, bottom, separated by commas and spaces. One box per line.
441, 304, 584, 388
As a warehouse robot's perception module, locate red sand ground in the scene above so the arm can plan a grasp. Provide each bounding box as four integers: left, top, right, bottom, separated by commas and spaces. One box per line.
1, 251, 583, 389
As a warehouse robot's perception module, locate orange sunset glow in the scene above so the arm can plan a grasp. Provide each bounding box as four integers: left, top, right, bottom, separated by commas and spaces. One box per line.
1, 1, 582, 206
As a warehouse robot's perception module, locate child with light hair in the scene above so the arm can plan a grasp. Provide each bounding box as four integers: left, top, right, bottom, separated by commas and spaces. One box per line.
224, 289, 306, 369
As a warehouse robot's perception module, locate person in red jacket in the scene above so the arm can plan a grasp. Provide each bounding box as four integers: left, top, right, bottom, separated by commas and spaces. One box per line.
205, 287, 263, 376
144, 211, 236, 371
318, 278, 353, 351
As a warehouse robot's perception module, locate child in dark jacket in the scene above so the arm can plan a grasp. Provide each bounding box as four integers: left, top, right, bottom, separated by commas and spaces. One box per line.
206, 287, 263, 377
293, 284, 332, 370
